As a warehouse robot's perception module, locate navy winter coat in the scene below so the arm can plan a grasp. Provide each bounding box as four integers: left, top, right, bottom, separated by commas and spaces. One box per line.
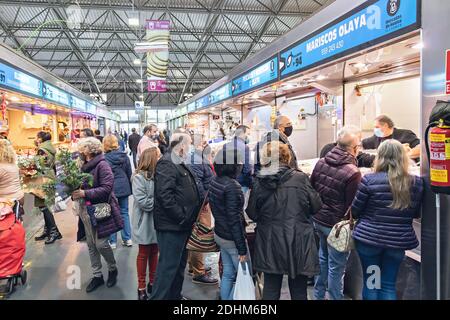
104, 150, 132, 198
351, 172, 424, 250
77, 154, 124, 240
189, 149, 214, 201
209, 175, 247, 256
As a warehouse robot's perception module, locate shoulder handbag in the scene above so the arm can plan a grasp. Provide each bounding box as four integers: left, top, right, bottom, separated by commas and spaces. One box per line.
327, 207, 355, 253
186, 191, 219, 252
86, 194, 112, 222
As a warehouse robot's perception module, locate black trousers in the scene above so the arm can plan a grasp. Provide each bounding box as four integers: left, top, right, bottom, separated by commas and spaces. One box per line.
150, 230, 191, 300
263, 273, 308, 300
41, 207, 59, 232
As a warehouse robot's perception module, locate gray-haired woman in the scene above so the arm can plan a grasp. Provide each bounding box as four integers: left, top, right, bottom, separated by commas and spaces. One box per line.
72, 137, 124, 293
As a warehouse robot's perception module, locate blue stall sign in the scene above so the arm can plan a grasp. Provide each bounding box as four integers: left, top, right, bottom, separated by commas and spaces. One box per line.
43, 83, 70, 106
209, 83, 232, 105
232, 56, 278, 96
196, 96, 210, 110
0, 61, 43, 97
187, 102, 196, 113
280, 0, 420, 78
86, 103, 96, 114
71, 95, 86, 111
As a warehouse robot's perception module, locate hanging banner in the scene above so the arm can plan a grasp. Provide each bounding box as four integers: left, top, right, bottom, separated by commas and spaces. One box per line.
146, 20, 170, 92
280, 0, 420, 79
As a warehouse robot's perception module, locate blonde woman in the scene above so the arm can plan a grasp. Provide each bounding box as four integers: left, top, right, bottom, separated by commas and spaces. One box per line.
131, 147, 160, 300
103, 134, 133, 249
0, 139, 24, 202
352, 140, 424, 300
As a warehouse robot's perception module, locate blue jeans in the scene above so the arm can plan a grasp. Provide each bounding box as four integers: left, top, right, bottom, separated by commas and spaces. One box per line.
110, 196, 131, 243
314, 223, 350, 300
215, 235, 251, 300
355, 240, 405, 300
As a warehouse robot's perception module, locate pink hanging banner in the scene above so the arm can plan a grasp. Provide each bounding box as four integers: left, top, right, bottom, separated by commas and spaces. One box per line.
148, 79, 167, 92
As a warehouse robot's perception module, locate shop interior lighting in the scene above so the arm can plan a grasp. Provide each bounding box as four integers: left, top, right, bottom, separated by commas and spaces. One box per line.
10, 96, 20, 102
315, 75, 328, 81
411, 42, 424, 50
350, 62, 368, 69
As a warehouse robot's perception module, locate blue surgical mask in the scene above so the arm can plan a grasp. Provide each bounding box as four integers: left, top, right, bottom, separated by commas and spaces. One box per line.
374, 128, 384, 138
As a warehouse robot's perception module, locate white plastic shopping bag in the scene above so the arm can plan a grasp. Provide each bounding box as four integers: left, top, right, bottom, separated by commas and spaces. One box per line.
233, 261, 256, 300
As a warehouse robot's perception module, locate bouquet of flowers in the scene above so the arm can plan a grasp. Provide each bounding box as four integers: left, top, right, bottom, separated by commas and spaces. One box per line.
52, 148, 93, 212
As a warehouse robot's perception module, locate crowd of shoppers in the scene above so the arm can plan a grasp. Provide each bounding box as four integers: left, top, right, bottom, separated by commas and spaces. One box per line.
0, 114, 425, 301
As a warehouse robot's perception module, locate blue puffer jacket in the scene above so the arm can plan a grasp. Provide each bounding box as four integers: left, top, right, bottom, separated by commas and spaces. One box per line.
104, 150, 132, 198
351, 172, 424, 250
209, 175, 247, 256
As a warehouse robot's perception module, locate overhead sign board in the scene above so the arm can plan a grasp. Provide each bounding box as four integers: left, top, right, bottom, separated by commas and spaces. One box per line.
209, 83, 232, 105
232, 56, 278, 96
196, 95, 210, 110
280, 0, 420, 78
71, 95, 86, 111
187, 102, 196, 113
135, 101, 144, 115
0, 60, 43, 97
43, 83, 70, 106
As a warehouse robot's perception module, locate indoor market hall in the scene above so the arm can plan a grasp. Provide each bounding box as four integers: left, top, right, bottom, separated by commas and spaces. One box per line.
1, 0, 450, 304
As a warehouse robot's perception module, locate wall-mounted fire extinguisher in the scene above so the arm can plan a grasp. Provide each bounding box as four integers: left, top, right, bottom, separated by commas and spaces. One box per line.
425, 100, 450, 194
424, 100, 450, 300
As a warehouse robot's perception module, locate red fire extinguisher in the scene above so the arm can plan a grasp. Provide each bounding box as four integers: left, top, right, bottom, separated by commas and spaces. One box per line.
425, 100, 450, 195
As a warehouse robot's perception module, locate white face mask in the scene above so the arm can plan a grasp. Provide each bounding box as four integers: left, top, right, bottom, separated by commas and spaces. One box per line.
374, 128, 384, 138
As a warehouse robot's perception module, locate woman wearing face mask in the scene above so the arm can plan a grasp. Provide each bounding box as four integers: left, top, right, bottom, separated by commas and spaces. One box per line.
33, 131, 63, 244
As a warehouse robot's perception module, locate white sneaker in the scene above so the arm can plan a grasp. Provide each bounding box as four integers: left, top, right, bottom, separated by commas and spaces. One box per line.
109, 242, 117, 249
122, 240, 133, 247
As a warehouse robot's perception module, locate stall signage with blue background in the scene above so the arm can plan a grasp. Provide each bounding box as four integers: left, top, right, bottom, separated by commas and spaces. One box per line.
43, 83, 70, 106
0, 61, 43, 97
196, 95, 210, 110
280, 0, 419, 78
209, 83, 232, 105
71, 95, 86, 111
187, 102, 196, 113
232, 56, 278, 96
86, 103, 96, 114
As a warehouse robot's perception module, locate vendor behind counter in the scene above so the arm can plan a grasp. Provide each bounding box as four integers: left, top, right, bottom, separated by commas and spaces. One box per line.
362, 115, 421, 160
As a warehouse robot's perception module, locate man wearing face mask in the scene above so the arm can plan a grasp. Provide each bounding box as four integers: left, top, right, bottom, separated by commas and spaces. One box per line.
362, 115, 421, 160
255, 115, 298, 174
150, 133, 201, 300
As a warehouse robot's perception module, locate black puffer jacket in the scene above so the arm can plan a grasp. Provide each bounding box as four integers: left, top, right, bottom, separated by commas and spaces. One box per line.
154, 151, 201, 232
209, 175, 247, 255
247, 166, 322, 278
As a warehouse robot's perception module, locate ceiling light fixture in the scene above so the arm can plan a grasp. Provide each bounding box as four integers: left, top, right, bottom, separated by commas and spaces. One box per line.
136, 79, 143, 84
411, 42, 424, 50
315, 75, 327, 81
133, 58, 141, 65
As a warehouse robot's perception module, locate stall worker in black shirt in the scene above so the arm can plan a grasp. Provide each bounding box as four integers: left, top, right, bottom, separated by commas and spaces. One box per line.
362, 115, 421, 160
